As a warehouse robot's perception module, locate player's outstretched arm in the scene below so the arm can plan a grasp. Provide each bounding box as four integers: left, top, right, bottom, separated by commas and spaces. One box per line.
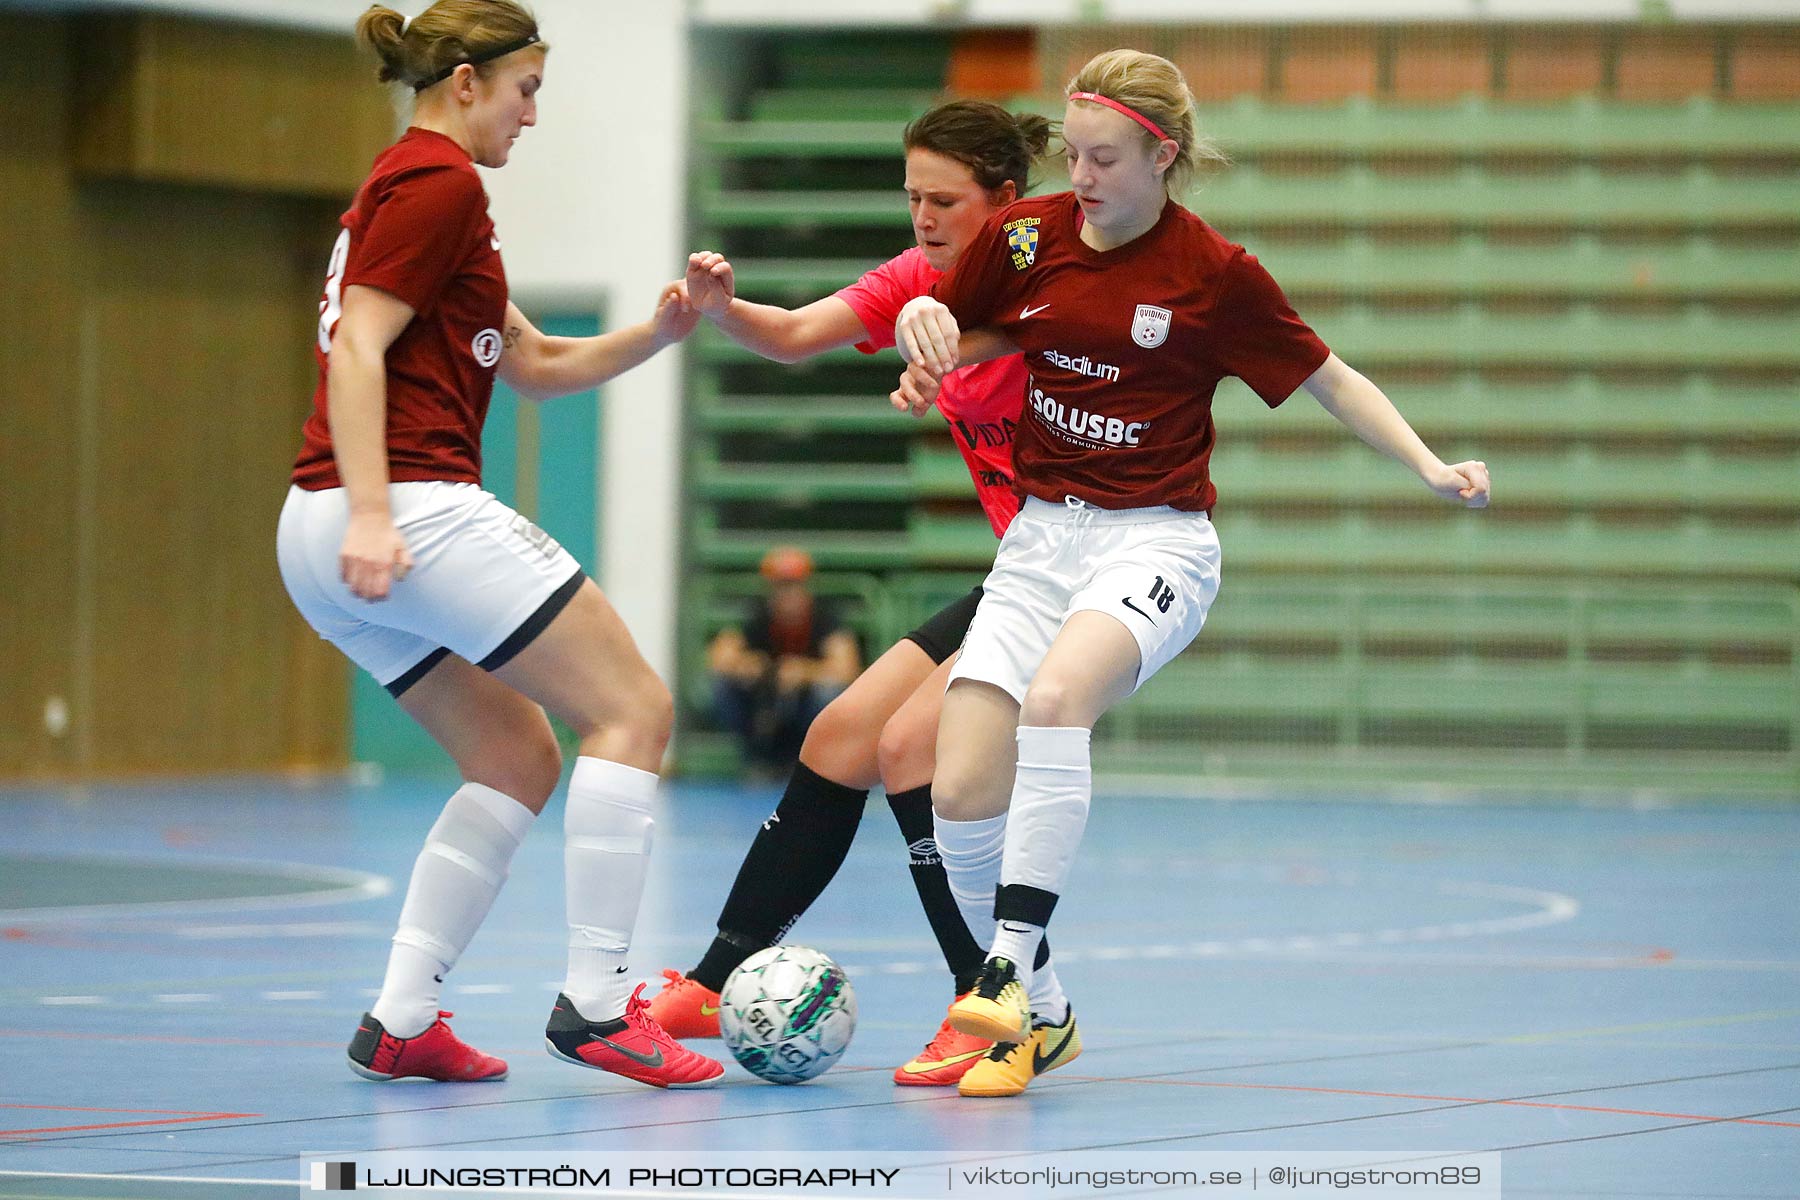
1301, 352, 1490, 509
685, 250, 868, 364
496, 291, 698, 402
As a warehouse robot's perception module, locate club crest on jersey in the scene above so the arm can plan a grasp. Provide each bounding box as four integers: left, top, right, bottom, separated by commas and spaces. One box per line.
472, 327, 503, 367
1131, 304, 1172, 349
1003, 217, 1041, 271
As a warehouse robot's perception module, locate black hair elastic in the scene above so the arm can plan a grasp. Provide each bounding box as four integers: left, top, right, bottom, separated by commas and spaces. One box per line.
412, 32, 541, 91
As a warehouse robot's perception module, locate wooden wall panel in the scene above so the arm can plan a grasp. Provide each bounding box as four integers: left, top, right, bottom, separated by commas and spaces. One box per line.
74, 186, 350, 773
73, 13, 395, 197
1616, 29, 1720, 100
0, 14, 82, 777
1501, 30, 1609, 99
1393, 29, 1494, 100
1281, 28, 1381, 103
1172, 30, 1272, 101
1731, 29, 1800, 99
2, 11, 357, 780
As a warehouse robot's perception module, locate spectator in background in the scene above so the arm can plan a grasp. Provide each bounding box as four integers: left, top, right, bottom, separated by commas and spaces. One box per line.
707, 546, 861, 775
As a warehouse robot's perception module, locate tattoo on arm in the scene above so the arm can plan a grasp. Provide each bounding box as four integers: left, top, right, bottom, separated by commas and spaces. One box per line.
503, 324, 523, 350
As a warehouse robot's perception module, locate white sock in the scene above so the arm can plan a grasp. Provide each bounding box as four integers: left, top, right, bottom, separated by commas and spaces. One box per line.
989, 919, 1043, 977
995, 726, 1093, 998
935, 807, 1069, 1008
934, 810, 1007, 976
372, 782, 534, 1037
562, 756, 659, 1021
1028, 967, 1069, 1026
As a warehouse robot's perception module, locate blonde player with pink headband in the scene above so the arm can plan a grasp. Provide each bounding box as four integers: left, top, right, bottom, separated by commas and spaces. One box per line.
894, 49, 1490, 1097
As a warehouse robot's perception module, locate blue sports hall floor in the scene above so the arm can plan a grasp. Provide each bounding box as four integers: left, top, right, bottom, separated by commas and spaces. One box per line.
0, 772, 1796, 1199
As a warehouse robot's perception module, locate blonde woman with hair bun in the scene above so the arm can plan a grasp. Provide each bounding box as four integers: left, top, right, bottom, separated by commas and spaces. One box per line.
894, 48, 1490, 1098
278, 0, 723, 1090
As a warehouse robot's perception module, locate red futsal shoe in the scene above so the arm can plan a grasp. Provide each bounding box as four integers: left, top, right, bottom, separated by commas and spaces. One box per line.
644, 967, 723, 1039
545, 985, 725, 1089
893, 997, 994, 1086
347, 1011, 508, 1082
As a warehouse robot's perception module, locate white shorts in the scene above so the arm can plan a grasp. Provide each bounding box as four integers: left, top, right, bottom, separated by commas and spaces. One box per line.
276, 481, 585, 696
948, 496, 1222, 704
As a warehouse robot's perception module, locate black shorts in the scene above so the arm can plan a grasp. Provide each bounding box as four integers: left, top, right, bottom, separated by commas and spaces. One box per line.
903, 586, 984, 665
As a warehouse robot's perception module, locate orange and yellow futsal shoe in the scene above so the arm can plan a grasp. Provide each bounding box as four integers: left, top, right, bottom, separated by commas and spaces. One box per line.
947, 957, 1031, 1043
644, 967, 723, 1039
958, 1006, 1082, 1098
893, 996, 994, 1086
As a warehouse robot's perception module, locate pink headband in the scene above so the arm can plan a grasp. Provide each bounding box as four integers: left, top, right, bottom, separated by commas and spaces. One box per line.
1068, 92, 1172, 142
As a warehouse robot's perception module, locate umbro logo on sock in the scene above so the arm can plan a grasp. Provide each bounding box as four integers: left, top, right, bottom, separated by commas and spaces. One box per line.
907, 837, 941, 866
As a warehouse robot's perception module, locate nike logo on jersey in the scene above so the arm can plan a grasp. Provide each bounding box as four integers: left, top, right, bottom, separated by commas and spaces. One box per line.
490, 235, 502, 251
1121, 596, 1158, 626
1033, 1020, 1077, 1073
590, 1034, 664, 1068
1020, 303, 1051, 319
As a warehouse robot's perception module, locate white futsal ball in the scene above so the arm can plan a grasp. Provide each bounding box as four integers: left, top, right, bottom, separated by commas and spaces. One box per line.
717, 945, 857, 1083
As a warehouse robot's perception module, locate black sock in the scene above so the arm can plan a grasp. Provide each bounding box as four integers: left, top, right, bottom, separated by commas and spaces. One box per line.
690, 762, 867, 993
887, 784, 988, 993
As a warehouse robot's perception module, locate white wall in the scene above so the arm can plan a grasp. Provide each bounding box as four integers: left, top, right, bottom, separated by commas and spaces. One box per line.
480, 0, 689, 689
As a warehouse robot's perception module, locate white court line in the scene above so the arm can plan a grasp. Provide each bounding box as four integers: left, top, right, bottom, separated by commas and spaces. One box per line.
152, 994, 219, 1004
22, 874, 1590, 1009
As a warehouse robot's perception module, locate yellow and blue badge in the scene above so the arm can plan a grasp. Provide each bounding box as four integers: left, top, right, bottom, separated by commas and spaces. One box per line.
1003, 217, 1041, 271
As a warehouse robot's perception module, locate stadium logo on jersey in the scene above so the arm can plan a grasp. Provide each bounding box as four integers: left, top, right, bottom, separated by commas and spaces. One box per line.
1131, 304, 1172, 349
471, 327, 503, 367
1003, 216, 1041, 271
1029, 386, 1144, 447
1042, 348, 1120, 382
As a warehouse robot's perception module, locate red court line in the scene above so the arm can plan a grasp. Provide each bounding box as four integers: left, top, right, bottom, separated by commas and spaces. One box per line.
0, 1105, 260, 1137
1076, 1076, 1800, 1129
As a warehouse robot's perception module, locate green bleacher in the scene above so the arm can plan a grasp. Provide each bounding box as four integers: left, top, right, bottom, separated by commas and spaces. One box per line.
682, 34, 1800, 791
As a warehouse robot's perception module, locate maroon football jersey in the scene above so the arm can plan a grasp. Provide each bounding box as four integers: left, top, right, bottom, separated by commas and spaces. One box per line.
932, 192, 1329, 513
293, 128, 508, 491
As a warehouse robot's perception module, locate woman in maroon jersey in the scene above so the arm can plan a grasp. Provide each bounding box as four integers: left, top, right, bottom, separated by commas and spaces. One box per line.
645, 102, 1076, 1096
277, 0, 720, 1089
895, 48, 1491, 1097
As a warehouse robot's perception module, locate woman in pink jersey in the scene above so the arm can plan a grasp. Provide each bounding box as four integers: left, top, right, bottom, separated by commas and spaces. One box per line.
896, 49, 1492, 1097
646, 102, 1073, 1094
277, 0, 721, 1089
